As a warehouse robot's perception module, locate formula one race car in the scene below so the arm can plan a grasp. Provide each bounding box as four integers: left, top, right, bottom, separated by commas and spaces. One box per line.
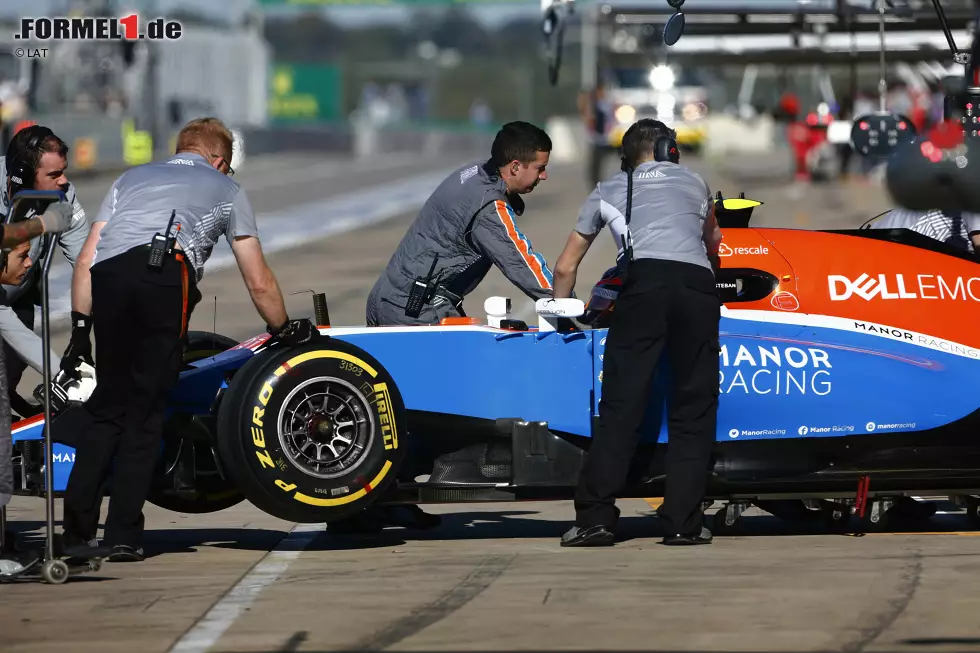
10, 193, 980, 535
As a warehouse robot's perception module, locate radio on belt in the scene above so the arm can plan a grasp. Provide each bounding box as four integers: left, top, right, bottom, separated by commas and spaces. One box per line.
404, 254, 440, 319
148, 209, 179, 270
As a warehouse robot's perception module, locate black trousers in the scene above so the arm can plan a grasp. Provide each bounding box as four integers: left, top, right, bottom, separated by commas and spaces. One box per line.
63, 246, 200, 549
574, 258, 720, 536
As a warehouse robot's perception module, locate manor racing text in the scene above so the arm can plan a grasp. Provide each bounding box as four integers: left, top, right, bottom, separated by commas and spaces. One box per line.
718, 344, 832, 395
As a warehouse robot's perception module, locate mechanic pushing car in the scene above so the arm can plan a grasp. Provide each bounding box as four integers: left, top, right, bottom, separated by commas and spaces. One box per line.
366, 121, 556, 326
350, 121, 557, 534
552, 118, 722, 547
0, 125, 89, 419
0, 205, 78, 575
56, 117, 317, 562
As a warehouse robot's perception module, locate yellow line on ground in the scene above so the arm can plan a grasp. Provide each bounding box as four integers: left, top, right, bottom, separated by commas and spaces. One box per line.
861, 531, 980, 536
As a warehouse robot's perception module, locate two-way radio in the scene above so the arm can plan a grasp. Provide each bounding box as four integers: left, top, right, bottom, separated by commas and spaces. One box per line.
404, 254, 440, 319
148, 209, 180, 270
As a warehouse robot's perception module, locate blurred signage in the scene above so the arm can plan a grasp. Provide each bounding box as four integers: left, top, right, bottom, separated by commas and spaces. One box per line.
268, 64, 341, 122
121, 119, 152, 166
73, 137, 97, 170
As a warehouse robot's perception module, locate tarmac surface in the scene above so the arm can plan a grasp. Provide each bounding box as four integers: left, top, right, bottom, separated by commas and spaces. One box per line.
5, 147, 980, 653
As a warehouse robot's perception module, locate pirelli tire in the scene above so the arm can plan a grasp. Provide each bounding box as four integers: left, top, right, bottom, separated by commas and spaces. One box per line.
215, 338, 407, 524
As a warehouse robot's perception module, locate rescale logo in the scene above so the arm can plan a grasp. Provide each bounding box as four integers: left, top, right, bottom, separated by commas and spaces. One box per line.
718, 243, 769, 257
828, 273, 917, 301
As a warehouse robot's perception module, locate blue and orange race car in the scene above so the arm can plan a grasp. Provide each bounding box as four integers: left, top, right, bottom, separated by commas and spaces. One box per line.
11, 195, 980, 534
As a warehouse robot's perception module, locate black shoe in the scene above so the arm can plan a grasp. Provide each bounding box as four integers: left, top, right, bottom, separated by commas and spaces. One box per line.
57, 534, 112, 560
106, 545, 144, 562
560, 525, 616, 547
327, 510, 385, 535
661, 526, 713, 546
378, 505, 442, 530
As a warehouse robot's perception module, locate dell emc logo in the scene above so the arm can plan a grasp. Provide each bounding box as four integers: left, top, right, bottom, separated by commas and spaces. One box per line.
828, 274, 916, 301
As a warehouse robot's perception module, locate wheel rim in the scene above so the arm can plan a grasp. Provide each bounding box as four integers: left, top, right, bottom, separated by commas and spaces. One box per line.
277, 376, 375, 479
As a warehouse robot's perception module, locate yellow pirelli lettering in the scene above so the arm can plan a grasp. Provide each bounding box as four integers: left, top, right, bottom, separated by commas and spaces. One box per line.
255, 449, 275, 470
276, 480, 297, 492
293, 460, 392, 506
252, 406, 264, 427
251, 426, 265, 448
374, 382, 398, 451
259, 381, 274, 406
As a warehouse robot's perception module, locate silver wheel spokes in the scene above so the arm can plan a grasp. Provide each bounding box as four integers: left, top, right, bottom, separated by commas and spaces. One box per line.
279, 379, 373, 479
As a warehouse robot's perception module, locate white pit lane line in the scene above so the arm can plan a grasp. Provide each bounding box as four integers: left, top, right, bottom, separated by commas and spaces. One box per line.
168, 523, 323, 653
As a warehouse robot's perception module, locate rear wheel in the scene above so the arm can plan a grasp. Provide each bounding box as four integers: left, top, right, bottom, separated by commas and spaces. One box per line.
215, 338, 407, 524
147, 331, 247, 514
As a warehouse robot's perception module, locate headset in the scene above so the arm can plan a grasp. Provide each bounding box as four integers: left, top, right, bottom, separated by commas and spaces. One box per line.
5, 125, 55, 202
615, 131, 681, 278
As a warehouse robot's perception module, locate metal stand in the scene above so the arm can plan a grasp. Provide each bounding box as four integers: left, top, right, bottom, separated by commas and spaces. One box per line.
39, 232, 56, 564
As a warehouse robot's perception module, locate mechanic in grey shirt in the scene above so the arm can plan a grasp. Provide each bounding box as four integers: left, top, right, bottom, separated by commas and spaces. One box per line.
0, 126, 89, 418
551, 119, 723, 548
57, 117, 315, 563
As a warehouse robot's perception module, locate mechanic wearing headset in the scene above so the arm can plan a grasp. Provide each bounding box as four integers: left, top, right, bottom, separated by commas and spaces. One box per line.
0, 206, 77, 575
552, 118, 722, 547
57, 117, 316, 562
0, 125, 89, 419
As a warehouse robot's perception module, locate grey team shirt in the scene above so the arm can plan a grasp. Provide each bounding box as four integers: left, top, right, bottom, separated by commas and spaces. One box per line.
575, 160, 719, 271
0, 155, 88, 376
93, 152, 258, 282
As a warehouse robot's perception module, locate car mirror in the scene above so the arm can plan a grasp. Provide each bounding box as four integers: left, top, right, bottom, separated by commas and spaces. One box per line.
850, 112, 917, 159
536, 297, 585, 332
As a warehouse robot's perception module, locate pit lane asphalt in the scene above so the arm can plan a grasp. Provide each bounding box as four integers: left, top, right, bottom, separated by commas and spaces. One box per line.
5, 149, 980, 653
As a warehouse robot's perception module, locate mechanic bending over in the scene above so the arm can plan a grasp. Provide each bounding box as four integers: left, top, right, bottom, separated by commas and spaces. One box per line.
56, 117, 316, 563
870, 207, 980, 253
553, 118, 722, 547
0, 206, 78, 575
366, 120, 556, 326
350, 122, 557, 534
0, 126, 89, 419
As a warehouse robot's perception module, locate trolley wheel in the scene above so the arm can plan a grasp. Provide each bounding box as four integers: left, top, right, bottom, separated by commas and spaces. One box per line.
711, 503, 745, 535
41, 559, 69, 584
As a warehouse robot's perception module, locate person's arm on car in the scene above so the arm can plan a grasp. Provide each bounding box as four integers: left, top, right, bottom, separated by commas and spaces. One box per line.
469, 199, 555, 301
60, 184, 114, 377
553, 184, 603, 299
225, 188, 289, 330
701, 190, 722, 275
230, 236, 288, 330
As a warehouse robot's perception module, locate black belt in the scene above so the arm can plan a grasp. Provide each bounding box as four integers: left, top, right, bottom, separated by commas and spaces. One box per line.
131, 244, 197, 281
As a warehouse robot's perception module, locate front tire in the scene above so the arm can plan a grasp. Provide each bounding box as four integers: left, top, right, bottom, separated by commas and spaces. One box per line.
216, 338, 407, 524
